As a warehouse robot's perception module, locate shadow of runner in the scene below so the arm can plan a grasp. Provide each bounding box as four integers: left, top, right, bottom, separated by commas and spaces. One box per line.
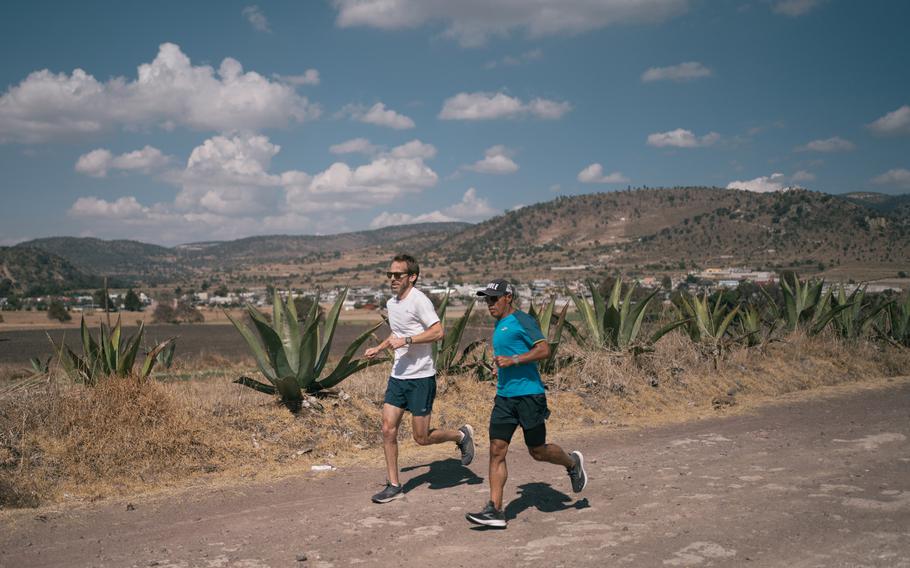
504, 482, 590, 521
400, 458, 484, 493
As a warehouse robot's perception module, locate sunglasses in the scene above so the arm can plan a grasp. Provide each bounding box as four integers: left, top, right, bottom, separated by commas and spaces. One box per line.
386, 271, 412, 280
483, 295, 503, 305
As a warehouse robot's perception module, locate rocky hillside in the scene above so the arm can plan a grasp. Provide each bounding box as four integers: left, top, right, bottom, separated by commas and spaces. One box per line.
0, 247, 103, 295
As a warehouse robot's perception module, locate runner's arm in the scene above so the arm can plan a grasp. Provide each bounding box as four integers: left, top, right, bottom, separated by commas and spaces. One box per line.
494, 339, 549, 367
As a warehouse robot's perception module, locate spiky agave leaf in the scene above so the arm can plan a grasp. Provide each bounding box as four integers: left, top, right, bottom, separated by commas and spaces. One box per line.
225, 309, 279, 384
316, 289, 348, 377
315, 322, 384, 391
437, 298, 476, 371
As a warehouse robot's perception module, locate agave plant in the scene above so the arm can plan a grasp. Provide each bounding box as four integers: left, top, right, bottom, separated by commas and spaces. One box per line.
568, 278, 686, 353
226, 289, 383, 408
675, 292, 740, 343
52, 316, 176, 385
432, 293, 485, 374
673, 292, 742, 368
876, 294, 910, 347
737, 303, 780, 348
764, 275, 851, 336
527, 296, 570, 374
829, 284, 891, 341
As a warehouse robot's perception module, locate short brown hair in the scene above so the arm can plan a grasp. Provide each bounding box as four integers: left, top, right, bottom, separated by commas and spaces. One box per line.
392, 253, 419, 280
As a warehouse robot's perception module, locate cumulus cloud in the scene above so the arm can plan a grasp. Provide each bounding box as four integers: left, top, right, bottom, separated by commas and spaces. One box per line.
641, 61, 712, 83
70, 196, 149, 218
242, 5, 271, 32
67, 135, 441, 243
273, 69, 320, 86
466, 145, 519, 174
871, 168, 910, 189
332, 0, 690, 47
439, 92, 571, 120
772, 0, 825, 17
726, 173, 791, 193
370, 187, 496, 228
484, 49, 543, 69
647, 128, 719, 148
0, 43, 319, 143
796, 136, 855, 152
341, 102, 415, 129
329, 137, 379, 155
386, 139, 437, 159
577, 163, 629, 184
867, 105, 910, 136
75, 145, 172, 177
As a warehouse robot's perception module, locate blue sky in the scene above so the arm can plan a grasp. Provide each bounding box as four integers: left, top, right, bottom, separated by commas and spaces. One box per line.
1, 0, 909, 246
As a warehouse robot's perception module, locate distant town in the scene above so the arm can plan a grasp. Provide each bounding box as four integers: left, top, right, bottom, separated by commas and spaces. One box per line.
1, 266, 903, 317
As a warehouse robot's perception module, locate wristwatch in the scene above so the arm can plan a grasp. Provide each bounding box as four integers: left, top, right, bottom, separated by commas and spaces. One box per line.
511, 354, 520, 365
405, 336, 413, 345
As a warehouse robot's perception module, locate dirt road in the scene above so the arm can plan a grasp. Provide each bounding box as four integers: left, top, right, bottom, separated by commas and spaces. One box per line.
3, 378, 909, 567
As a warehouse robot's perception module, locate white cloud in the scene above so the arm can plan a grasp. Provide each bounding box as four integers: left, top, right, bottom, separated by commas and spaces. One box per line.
867, 105, 910, 136
242, 5, 271, 32
289, 139, 438, 213
341, 102, 415, 129
871, 168, 910, 189
485, 49, 543, 69
66, 134, 442, 243
726, 173, 791, 193
772, 0, 825, 17
791, 170, 816, 182
466, 145, 519, 174
70, 196, 149, 218
173, 134, 285, 216
641, 61, 712, 83
386, 139, 437, 159
445, 187, 497, 218
439, 92, 571, 120
273, 69, 320, 86
370, 187, 496, 228
577, 163, 629, 184
329, 137, 379, 155
332, 0, 690, 47
647, 128, 719, 148
75, 145, 172, 177
0, 43, 319, 143
796, 136, 855, 152
369, 211, 455, 228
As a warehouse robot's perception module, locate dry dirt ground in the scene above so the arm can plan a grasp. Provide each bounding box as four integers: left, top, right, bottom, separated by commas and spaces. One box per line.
2, 377, 909, 568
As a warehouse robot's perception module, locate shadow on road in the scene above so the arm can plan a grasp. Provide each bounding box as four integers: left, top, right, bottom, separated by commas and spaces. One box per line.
400, 458, 484, 493
505, 482, 590, 520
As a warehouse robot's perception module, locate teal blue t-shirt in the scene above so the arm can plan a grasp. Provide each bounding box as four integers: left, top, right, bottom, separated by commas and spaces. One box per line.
493, 310, 547, 397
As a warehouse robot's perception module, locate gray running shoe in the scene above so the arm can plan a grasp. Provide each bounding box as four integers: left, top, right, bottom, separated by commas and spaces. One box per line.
465, 501, 506, 528
457, 424, 475, 466
568, 451, 588, 493
371, 482, 403, 503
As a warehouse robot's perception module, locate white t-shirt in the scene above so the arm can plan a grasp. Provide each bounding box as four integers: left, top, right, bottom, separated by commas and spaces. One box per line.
387, 287, 440, 379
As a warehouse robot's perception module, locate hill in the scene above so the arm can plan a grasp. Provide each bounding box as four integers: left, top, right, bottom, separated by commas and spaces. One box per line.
420, 187, 910, 282
178, 222, 470, 265
5, 189, 909, 292
0, 246, 103, 296
17, 237, 187, 284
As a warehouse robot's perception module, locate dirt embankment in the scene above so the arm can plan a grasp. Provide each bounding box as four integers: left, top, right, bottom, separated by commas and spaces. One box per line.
2, 329, 908, 510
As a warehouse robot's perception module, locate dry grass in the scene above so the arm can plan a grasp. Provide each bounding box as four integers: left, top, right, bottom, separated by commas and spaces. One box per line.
1, 331, 908, 509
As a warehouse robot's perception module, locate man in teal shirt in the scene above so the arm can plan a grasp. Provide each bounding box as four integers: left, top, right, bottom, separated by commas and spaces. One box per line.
466, 278, 588, 528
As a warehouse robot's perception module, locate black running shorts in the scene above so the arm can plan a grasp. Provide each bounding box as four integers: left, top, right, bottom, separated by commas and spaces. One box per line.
488, 394, 550, 447
383, 375, 436, 416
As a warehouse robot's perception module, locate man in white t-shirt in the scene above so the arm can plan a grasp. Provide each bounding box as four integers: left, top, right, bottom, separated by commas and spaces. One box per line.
364, 253, 475, 503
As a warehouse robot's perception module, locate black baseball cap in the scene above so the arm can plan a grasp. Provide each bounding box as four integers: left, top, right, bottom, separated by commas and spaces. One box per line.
477, 278, 514, 297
